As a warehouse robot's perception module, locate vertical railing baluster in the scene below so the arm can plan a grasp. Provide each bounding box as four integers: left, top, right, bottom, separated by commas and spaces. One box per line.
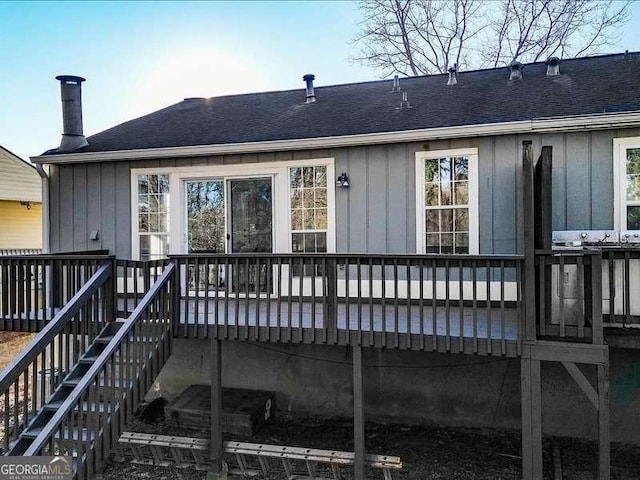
368, 258, 374, 348
486, 262, 492, 354
608, 251, 615, 324
559, 255, 566, 338
406, 260, 411, 350
276, 257, 283, 343
591, 253, 604, 345
624, 250, 631, 325
311, 256, 317, 344
458, 259, 464, 353
381, 260, 387, 348
345, 257, 351, 340
255, 256, 262, 341
357, 257, 363, 346
393, 258, 398, 349
500, 260, 506, 355
266, 257, 272, 342
419, 259, 424, 351
286, 257, 293, 342
445, 259, 450, 352
431, 260, 437, 351
244, 257, 251, 340
577, 256, 585, 338
298, 256, 304, 341
472, 260, 478, 354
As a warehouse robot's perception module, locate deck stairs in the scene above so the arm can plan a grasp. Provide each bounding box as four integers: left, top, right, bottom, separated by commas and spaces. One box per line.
0, 262, 175, 479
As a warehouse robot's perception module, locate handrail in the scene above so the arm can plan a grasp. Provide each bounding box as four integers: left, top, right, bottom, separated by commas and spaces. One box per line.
170, 252, 525, 261
0, 262, 112, 393
0, 254, 112, 260
24, 262, 175, 456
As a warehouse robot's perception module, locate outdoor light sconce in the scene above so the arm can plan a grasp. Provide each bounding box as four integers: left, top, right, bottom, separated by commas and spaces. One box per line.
20, 201, 32, 210
336, 172, 350, 188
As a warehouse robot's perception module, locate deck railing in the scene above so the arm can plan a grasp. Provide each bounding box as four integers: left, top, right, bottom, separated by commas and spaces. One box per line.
0, 255, 111, 332
171, 253, 524, 356
0, 263, 112, 451
600, 247, 640, 327
114, 259, 169, 317
535, 249, 604, 344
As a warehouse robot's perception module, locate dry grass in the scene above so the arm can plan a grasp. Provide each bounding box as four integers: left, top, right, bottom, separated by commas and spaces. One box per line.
0, 332, 34, 373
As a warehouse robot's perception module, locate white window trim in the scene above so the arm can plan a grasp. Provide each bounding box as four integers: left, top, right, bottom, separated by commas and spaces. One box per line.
415, 148, 479, 255
613, 137, 640, 230
131, 158, 336, 259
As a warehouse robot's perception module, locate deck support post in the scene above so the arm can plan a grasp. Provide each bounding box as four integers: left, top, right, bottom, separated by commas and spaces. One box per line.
597, 362, 610, 480
521, 357, 543, 480
210, 339, 224, 477
353, 345, 366, 480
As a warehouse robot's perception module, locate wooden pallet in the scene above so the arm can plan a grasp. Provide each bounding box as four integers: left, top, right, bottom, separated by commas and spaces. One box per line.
118, 431, 402, 479
165, 385, 275, 436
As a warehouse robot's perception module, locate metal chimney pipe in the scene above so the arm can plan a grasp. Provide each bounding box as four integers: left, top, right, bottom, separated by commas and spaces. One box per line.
55, 75, 88, 152
303, 74, 316, 103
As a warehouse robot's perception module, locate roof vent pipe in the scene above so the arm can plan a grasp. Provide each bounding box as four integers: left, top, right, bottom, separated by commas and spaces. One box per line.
509, 61, 523, 80
391, 74, 400, 92
545, 57, 560, 76
398, 91, 411, 109
303, 74, 316, 103
447, 64, 458, 85
55, 75, 88, 152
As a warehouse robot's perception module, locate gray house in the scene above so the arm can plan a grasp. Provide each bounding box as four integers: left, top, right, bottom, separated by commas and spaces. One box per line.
3, 52, 640, 479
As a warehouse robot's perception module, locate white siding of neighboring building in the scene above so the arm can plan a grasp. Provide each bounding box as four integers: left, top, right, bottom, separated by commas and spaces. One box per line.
0, 147, 41, 203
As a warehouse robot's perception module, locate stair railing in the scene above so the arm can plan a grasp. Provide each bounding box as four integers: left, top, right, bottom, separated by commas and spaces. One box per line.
0, 254, 110, 332
0, 262, 113, 452
23, 262, 175, 480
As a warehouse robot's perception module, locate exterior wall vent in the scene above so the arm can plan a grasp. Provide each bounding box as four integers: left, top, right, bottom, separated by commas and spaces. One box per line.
509, 61, 523, 81
303, 74, 316, 103
546, 57, 560, 76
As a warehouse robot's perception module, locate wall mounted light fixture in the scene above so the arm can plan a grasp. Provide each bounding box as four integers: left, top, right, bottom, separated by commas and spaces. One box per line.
336, 172, 350, 188
20, 201, 32, 210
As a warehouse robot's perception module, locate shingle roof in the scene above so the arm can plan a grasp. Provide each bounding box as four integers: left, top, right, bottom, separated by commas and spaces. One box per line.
46, 52, 640, 155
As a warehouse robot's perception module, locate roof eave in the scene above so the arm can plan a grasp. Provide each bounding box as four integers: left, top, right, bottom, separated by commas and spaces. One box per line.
31, 111, 640, 165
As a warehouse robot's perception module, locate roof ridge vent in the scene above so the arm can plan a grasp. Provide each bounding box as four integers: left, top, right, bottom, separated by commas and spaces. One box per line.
546, 57, 560, 76
303, 74, 316, 103
509, 61, 523, 81
391, 74, 400, 92
447, 64, 458, 86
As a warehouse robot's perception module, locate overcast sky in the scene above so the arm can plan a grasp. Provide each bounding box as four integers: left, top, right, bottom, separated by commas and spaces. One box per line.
1, 0, 640, 161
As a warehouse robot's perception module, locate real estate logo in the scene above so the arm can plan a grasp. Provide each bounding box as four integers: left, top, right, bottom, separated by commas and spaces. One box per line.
0, 456, 72, 480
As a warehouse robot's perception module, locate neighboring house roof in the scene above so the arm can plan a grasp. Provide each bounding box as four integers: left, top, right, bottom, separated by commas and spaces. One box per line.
0, 146, 41, 202
43, 52, 640, 157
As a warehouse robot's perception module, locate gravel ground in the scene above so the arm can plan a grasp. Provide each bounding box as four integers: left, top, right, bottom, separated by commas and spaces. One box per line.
98, 411, 640, 480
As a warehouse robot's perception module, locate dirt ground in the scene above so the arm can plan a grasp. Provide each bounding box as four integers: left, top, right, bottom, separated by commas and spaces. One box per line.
0, 332, 34, 371
101, 411, 640, 480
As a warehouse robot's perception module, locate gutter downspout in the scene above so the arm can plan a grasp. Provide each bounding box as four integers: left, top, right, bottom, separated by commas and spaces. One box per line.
34, 164, 50, 254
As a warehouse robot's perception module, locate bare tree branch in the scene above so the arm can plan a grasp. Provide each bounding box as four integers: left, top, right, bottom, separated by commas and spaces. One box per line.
352, 0, 631, 77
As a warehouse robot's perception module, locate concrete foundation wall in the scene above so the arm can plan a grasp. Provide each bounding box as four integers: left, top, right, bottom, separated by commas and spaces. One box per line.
151, 340, 640, 444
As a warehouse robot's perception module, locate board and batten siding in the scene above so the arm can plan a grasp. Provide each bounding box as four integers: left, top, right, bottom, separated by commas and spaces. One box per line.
46, 128, 640, 258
